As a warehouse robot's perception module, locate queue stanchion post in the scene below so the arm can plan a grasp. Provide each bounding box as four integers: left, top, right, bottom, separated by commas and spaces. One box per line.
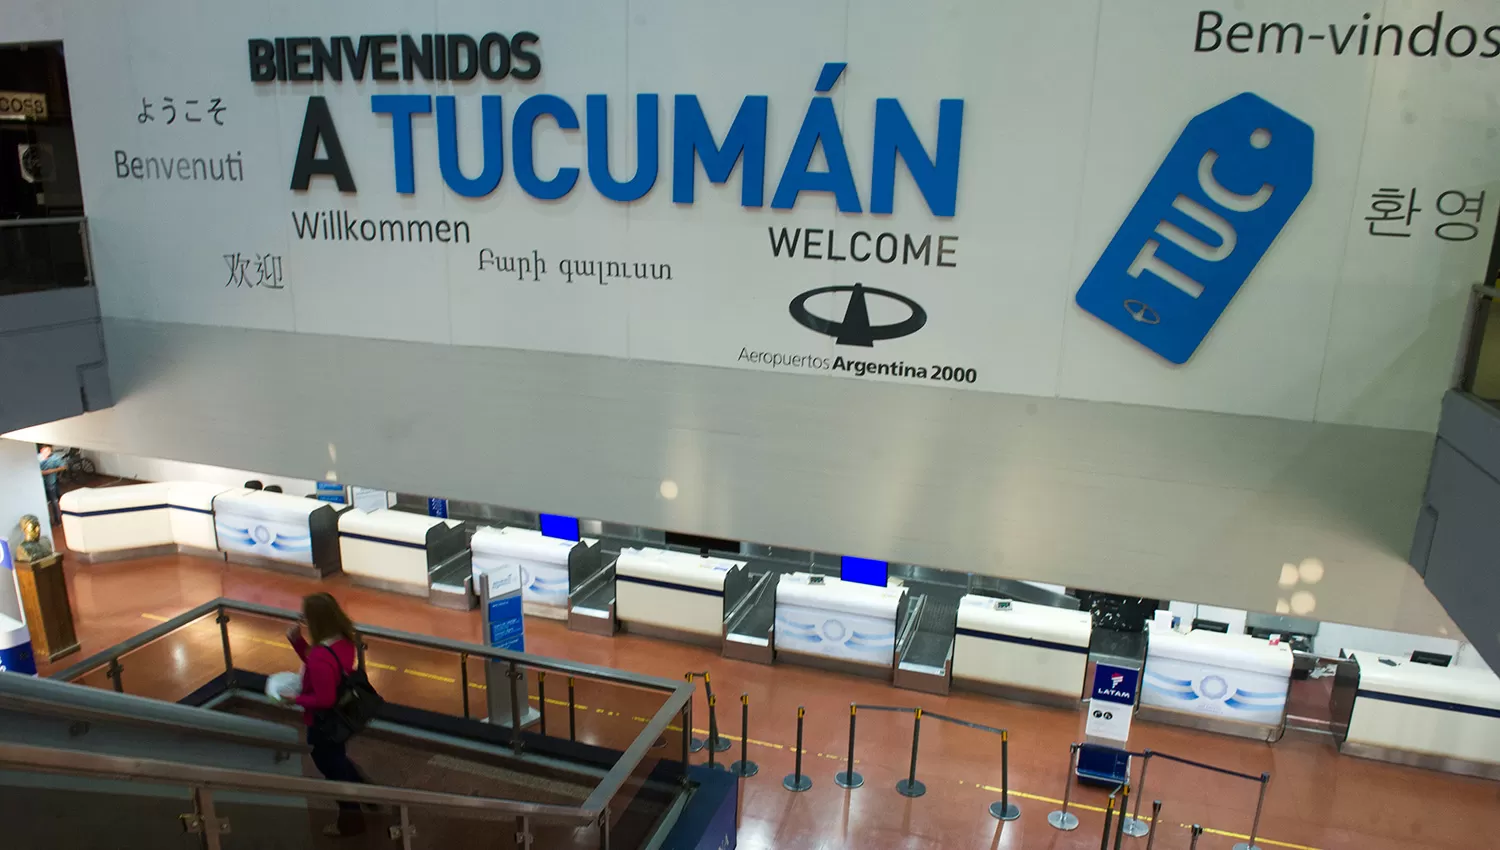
536, 671, 548, 737
1122, 750, 1151, 838
1047, 743, 1081, 831
1113, 783, 1130, 850
835, 703, 863, 789
1189, 824, 1203, 850
687, 673, 705, 753
1143, 801, 1162, 850
706, 694, 722, 770
988, 729, 1020, 821
1099, 790, 1116, 850
895, 708, 926, 798
782, 706, 812, 792
730, 693, 758, 778
1232, 773, 1269, 850
706, 672, 731, 752
567, 676, 577, 742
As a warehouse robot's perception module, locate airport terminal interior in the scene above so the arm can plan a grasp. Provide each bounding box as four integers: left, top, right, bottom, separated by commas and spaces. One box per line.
5, 3, 1500, 849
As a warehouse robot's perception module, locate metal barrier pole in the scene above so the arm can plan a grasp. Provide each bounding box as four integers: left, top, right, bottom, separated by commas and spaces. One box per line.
507, 661, 524, 753
1144, 801, 1162, 850
706, 695, 719, 770
1048, 743, 1081, 831
1113, 783, 1130, 850
1232, 773, 1270, 850
687, 673, 704, 753
1122, 750, 1151, 838
896, 708, 926, 798
215, 609, 235, 689
568, 676, 577, 741
730, 693, 759, 777
1100, 791, 1116, 850
835, 703, 863, 789
106, 658, 124, 693
460, 653, 471, 720
989, 729, 1020, 821
537, 671, 548, 737
706, 672, 731, 752
783, 706, 812, 791
1189, 824, 1203, 850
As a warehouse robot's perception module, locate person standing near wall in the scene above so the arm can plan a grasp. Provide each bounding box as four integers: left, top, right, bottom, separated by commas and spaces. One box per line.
35, 445, 65, 526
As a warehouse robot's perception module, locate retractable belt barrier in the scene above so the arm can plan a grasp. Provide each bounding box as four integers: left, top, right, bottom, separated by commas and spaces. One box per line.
1049, 742, 1271, 850
842, 704, 1019, 822
684, 670, 732, 755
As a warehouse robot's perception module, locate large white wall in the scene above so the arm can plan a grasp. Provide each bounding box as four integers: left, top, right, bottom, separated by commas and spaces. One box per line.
3, 0, 1494, 433
85, 451, 322, 497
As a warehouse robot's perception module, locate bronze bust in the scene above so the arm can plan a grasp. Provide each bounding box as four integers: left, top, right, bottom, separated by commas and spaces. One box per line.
17, 514, 53, 561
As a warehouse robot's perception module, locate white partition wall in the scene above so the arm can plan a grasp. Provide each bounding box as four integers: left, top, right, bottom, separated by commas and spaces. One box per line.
1342, 652, 1500, 780
952, 595, 1092, 707
471, 527, 590, 619
615, 548, 743, 643
774, 574, 907, 672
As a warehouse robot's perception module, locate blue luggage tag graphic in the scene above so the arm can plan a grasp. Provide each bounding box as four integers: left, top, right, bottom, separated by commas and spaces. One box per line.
1076, 93, 1313, 365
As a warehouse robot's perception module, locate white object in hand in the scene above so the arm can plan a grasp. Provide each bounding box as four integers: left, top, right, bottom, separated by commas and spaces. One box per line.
266, 671, 303, 701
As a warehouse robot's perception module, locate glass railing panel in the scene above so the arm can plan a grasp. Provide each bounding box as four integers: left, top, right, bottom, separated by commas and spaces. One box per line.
404, 805, 522, 850
222, 609, 304, 680
0, 769, 197, 848
213, 787, 387, 849
0, 218, 91, 295
110, 611, 225, 702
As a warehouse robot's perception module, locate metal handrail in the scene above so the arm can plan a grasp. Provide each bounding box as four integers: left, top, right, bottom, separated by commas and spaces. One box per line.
48, 596, 695, 821
0, 692, 308, 756
53, 598, 685, 692
0, 741, 595, 824
0, 215, 87, 228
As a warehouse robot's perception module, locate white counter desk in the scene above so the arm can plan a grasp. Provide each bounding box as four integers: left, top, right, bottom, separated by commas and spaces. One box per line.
952, 594, 1092, 707
212, 489, 347, 578
775, 574, 907, 675
338, 509, 467, 598
615, 548, 745, 645
1140, 627, 1293, 740
471, 527, 598, 619
1336, 652, 1500, 780
61, 482, 231, 562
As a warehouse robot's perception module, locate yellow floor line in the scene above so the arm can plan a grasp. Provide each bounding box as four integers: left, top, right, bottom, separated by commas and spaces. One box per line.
403, 669, 455, 683
141, 613, 170, 622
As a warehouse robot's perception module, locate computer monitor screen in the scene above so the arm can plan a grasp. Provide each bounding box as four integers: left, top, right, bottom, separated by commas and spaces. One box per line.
539, 514, 580, 542
1410, 651, 1452, 667
840, 556, 889, 587
1191, 618, 1230, 634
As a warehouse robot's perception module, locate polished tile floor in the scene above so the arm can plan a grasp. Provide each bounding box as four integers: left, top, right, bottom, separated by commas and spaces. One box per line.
38, 545, 1500, 850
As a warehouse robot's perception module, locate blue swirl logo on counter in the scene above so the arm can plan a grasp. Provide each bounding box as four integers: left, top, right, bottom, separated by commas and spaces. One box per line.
1144, 671, 1286, 716
521, 565, 569, 605
776, 611, 895, 656
216, 519, 312, 558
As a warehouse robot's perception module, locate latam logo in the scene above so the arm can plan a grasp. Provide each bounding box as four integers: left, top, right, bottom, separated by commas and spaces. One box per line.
1111, 673, 1125, 688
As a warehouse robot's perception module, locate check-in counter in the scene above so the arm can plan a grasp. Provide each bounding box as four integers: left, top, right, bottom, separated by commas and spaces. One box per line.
212, 489, 345, 578
615, 548, 744, 645
61, 482, 231, 562
338, 509, 468, 598
775, 573, 907, 675
472, 527, 599, 619
1332, 652, 1500, 780
952, 594, 1092, 708
1140, 627, 1293, 741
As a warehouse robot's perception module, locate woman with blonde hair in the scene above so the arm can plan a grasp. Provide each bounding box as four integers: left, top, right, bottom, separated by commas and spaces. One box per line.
285, 592, 368, 837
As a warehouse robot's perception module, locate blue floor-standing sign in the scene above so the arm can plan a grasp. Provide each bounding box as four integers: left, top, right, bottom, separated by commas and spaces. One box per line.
1078, 662, 1139, 785
0, 542, 37, 676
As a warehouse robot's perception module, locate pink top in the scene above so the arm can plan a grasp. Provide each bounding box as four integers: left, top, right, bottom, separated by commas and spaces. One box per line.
289, 634, 357, 726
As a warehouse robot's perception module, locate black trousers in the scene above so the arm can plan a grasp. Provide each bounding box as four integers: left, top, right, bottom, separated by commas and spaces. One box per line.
308, 725, 366, 813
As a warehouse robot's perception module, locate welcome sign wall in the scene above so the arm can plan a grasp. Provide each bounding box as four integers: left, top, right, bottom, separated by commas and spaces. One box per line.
27, 0, 1500, 431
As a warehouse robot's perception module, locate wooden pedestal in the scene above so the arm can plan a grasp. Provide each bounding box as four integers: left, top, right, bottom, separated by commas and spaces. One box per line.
15, 551, 79, 662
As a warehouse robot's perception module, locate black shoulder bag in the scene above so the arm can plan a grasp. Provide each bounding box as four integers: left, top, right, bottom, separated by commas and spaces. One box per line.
311, 644, 385, 744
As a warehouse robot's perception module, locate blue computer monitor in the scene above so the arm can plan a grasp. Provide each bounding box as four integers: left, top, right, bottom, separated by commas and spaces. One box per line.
539, 513, 580, 542
840, 556, 889, 587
